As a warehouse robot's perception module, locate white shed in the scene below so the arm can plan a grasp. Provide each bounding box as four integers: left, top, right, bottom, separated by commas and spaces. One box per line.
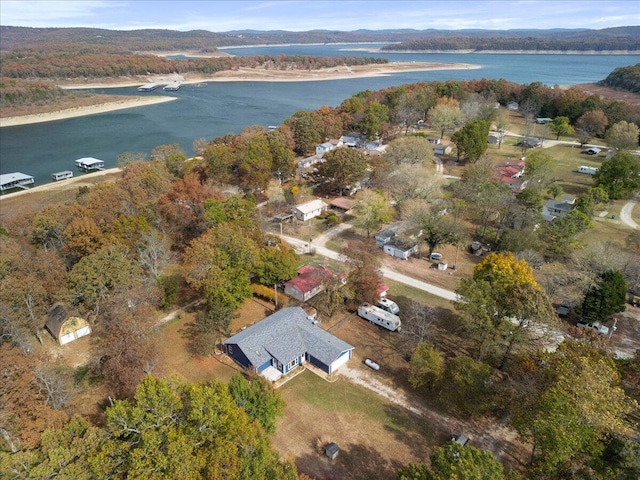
294, 199, 328, 221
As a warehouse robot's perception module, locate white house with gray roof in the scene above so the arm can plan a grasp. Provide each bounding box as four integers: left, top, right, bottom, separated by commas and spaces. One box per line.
223, 307, 354, 381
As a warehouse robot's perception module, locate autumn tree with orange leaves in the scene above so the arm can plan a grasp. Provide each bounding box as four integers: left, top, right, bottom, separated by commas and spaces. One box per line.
455, 252, 556, 369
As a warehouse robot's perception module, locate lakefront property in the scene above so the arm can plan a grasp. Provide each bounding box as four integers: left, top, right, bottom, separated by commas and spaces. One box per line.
223, 307, 354, 381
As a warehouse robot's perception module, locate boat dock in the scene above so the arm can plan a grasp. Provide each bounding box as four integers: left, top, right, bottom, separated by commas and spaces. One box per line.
163, 83, 181, 91
51, 170, 74, 181
137, 83, 161, 92
0, 172, 35, 192
75, 157, 105, 171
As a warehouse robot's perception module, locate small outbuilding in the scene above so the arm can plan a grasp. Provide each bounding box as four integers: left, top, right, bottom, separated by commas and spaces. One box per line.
433, 144, 453, 155
45, 304, 91, 345
325, 442, 340, 460
383, 241, 418, 260
294, 198, 328, 221
284, 265, 335, 302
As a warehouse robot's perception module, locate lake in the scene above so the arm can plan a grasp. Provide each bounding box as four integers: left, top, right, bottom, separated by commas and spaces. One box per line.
0, 43, 637, 187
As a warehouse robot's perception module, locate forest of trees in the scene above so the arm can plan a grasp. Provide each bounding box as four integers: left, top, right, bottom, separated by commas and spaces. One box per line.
0, 51, 388, 80
2, 25, 638, 53
599, 63, 640, 93
1, 72, 639, 479
382, 35, 640, 52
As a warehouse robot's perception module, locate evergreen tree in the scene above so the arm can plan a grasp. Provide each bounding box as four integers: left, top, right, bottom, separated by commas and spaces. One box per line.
451, 119, 490, 162
581, 270, 627, 322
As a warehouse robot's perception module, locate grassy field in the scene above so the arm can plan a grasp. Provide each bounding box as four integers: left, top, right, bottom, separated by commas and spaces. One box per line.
273, 370, 436, 480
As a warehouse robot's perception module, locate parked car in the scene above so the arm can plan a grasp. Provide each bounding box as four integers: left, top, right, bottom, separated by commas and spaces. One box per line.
451, 434, 470, 445
556, 301, 571, 316
582, 147, 601, 155
377, 297, 400, 315
576, 318, 609, 335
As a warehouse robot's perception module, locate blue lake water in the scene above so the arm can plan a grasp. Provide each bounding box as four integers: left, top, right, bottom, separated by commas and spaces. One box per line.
0, 43, 637, 187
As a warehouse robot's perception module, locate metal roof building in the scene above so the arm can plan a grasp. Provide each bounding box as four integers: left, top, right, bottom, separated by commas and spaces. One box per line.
0, 172, 34, 192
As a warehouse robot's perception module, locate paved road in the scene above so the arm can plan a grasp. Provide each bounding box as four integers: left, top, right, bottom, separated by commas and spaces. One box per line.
281, 233, 458, 301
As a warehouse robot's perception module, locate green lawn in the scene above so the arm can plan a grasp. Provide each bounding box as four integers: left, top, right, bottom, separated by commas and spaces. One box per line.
282, 370, 417, 431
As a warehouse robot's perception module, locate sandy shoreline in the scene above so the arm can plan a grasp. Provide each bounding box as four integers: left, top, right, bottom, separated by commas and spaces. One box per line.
1, 62, 478, 127
0, 96, 177, 128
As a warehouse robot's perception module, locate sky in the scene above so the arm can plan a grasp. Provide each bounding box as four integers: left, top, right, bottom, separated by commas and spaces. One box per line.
1, 0, 639, 32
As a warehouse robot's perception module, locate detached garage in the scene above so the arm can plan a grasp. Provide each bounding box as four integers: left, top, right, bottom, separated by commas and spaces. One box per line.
45, 304, 91, 345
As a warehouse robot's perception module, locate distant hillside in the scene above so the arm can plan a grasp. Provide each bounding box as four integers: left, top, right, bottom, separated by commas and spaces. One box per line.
380, 26, 640, 52
599, 63, 640, 93
1, 26, 639, 53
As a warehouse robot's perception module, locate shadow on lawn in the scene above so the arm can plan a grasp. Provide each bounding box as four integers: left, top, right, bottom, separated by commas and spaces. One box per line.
296, 442, 404, 480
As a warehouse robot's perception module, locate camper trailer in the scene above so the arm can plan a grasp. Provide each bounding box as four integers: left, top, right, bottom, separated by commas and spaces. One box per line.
357, 303, 401, 332
578, 165, 598, 175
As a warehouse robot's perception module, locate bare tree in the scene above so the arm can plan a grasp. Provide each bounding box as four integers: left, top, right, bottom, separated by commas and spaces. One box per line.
35, 365, 74, 410
401, 300, 437, 346
138, 229, 173, 279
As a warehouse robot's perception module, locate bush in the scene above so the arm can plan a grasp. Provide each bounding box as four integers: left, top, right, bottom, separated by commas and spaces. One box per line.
157, 274, 182, 308
252, 284, 276, 302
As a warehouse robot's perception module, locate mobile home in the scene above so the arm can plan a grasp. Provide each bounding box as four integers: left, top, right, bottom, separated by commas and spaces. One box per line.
578, 165, 598, 175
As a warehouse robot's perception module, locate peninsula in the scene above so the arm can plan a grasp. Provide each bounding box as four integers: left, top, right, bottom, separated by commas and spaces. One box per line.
0, 61, 478, 127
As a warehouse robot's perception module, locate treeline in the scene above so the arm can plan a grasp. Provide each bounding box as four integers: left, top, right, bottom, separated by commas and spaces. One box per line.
0, 52, 388, 79
0, 77, 69, 106
2, 25, 638, 53
599, 63, 640, 93
382, 36, 640, 52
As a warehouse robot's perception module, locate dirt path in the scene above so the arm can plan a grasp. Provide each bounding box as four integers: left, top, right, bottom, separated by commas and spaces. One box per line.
620, 194, 640, 230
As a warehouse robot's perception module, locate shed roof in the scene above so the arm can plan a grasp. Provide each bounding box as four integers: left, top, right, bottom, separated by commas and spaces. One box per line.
330, 197, 355, 211
285, 265, 332, 294
295, 198, 328, 215
44, 304, 68, 338
223, 307, 353, 368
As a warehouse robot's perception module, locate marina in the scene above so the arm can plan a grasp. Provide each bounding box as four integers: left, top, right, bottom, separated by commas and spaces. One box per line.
1, 48, 636, 189
137, 83, 161, 92
75, 157, 105, 171
51, 170, 74, 181
0, 172, 35, 192
163, 83, 181, 91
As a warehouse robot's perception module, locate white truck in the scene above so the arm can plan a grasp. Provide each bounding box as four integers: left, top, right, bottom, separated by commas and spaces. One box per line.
358, 303, 401, 332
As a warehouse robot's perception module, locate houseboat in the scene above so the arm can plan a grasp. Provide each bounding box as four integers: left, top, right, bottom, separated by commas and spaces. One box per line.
137, 83, 160, 92
51, 170, 74, 181
0, 172, 35, 192
163, 83, 181, 91
75, 157, 105, 171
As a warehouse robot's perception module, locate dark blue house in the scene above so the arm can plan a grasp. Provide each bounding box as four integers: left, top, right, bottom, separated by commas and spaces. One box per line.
223, 307, 354, 380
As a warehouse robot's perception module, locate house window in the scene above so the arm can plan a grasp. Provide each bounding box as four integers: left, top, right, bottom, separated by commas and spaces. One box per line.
287, 358, 299, 371
227, 345, 233, 354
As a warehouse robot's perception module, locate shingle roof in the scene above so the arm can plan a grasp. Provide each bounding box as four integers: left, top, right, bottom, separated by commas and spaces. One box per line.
223, 307, 353, 368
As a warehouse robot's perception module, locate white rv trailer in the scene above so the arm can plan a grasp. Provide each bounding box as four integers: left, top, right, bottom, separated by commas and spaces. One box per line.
357, 303, 401, 332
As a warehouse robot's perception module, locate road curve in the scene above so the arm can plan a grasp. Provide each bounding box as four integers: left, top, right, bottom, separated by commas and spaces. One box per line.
620, 195, 640, 230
